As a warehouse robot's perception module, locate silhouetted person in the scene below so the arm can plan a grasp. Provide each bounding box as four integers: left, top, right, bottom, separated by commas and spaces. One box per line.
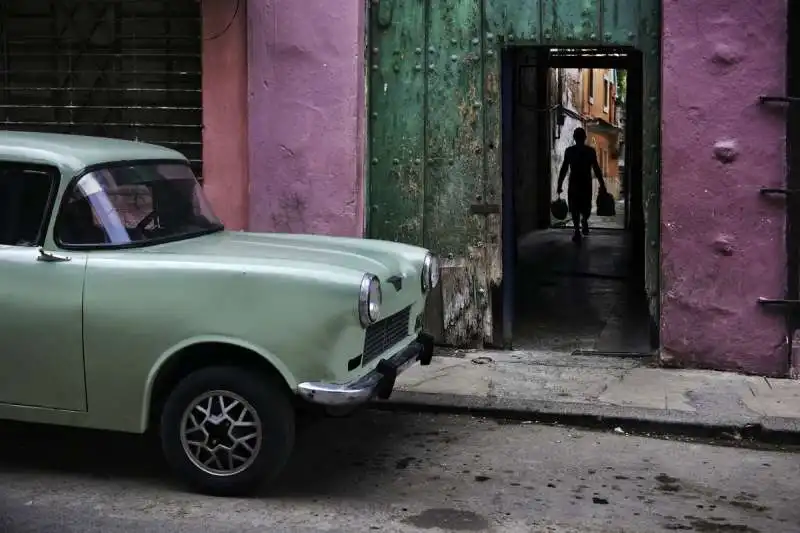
557, 127, 606, 242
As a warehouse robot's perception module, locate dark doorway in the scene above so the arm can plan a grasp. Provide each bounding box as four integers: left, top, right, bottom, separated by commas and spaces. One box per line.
499, 47, 655, 357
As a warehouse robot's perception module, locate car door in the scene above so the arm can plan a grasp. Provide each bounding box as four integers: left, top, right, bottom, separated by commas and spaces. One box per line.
0, 162, 88, 411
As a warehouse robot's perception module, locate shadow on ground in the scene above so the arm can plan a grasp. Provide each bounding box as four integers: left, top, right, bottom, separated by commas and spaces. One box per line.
513, 227, 651, 354
0, 411, 442, 497
0, 411, 795, 532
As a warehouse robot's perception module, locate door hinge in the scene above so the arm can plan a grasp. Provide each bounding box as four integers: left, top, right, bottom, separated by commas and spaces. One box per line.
470, 203, 500, 215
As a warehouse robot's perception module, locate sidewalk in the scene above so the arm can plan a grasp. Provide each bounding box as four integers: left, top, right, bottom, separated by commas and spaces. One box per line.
379, 349, 800, 438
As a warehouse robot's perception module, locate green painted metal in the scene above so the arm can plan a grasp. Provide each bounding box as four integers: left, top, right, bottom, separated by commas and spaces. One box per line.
367, 0, 427, 246
368, 0, 662, 345
425, 0, 484, 255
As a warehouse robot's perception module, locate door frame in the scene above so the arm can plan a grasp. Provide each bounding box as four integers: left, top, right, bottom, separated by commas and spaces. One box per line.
757, 3, 798, 376
499, 46, 650, 349
789, 0, 800, 374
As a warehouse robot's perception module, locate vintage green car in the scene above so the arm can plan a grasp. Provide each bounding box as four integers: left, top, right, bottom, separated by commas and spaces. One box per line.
0, 131, 438, 496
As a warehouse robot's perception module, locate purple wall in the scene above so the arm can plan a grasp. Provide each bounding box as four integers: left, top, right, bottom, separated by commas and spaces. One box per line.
660, 0, 788, 375
246, 0, 365, 237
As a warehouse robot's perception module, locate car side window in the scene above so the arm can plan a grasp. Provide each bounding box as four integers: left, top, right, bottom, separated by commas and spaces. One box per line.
0, 163, 57, 247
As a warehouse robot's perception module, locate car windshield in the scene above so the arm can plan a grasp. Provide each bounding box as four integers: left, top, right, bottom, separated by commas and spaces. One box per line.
56, 162, 223, 247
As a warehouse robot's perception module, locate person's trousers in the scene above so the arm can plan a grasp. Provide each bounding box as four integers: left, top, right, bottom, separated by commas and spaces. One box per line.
568, 187, 591, 223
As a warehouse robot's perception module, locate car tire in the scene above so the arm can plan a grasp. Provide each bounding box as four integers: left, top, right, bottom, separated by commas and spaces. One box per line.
159, 366, 295, 497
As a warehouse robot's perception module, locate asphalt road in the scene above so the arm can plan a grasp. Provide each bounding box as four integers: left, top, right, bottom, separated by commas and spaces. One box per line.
0, 411, 796, 532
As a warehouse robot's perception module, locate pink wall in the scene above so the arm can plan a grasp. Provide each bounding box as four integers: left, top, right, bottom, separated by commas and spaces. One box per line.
202, 0, 249, 230
660, 0, 788, 375
245, 0, 365, 236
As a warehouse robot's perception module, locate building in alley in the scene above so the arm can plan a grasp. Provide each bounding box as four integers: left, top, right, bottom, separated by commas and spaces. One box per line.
549, 67, 584, 209
581, 68, 623, 201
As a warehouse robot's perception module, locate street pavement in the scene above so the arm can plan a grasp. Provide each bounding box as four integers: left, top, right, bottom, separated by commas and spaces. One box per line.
0, 411, 797, 532
387, 350, 800, 437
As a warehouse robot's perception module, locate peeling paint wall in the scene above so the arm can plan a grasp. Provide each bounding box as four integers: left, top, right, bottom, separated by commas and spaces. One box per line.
661, 0, 788, 375
550, 68, 583, 202
246, 0, 364, 237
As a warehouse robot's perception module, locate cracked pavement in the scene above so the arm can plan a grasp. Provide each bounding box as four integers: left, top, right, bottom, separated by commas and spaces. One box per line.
391, 350, 800, 434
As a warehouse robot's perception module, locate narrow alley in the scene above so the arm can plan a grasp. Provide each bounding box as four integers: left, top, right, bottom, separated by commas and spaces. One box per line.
0, 412, 796, 533
513, 207, 651, 356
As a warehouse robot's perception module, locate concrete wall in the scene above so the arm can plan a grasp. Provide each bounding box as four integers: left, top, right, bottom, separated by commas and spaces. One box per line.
551, 69, 583, 201
660, 0, 788, 375
587, 133, 621, 200
202, 0, 249, 230
245, 0, 365, 237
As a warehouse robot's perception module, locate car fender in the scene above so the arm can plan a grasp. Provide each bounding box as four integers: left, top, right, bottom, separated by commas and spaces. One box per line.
139, 334, 298, 432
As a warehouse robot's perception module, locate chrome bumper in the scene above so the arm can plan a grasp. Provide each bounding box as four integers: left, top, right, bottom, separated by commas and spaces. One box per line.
297, 333, 435, 406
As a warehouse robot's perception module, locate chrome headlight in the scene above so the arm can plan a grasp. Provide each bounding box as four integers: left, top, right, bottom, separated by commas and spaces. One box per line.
421, 253, 440, 292
359, 274, 382, 327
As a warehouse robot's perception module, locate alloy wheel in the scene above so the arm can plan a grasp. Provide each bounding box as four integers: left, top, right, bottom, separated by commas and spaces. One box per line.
179, 390, 263, 477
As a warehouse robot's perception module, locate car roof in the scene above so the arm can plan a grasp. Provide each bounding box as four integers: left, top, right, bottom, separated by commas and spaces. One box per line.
0, 131, 187, 177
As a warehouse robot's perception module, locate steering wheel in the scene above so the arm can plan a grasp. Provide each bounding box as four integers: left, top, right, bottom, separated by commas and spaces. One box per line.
136, 211, 158, 233
136, 211, 156, 236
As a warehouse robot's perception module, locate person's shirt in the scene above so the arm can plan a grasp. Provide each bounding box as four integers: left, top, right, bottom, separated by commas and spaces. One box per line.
564, 144, 597, 186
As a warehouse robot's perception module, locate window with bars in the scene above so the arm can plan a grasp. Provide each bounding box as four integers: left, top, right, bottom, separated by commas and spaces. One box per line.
0, 0, 203, 179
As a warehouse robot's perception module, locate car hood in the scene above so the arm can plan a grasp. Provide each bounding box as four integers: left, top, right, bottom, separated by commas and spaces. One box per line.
138, 230, 427, 281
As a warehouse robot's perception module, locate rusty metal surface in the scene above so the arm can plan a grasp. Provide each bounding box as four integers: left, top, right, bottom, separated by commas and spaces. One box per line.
367, 0, 426, 245
424, 1, 489, 344
368, 0, 661, 347
425, 0, 484, 255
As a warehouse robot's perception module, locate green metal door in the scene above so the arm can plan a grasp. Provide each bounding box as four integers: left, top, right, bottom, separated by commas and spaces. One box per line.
368, 0, 661, 347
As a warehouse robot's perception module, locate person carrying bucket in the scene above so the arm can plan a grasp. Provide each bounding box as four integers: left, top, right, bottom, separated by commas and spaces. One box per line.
556, 127, 607, 243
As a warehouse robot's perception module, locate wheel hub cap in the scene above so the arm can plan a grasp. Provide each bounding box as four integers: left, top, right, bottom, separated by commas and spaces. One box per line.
180, 390, 263, 477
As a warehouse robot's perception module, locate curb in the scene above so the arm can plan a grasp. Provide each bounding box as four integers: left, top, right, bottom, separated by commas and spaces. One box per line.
369, 391, 800, 447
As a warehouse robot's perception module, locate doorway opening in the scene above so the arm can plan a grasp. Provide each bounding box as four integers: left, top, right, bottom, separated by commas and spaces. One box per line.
498, 46, 656, 358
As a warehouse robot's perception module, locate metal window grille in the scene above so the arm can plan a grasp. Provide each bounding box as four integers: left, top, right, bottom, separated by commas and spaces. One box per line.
0, 0, 203, 179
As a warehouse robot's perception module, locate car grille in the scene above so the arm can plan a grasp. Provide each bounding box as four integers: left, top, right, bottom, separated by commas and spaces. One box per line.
363, 306, 412, 365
